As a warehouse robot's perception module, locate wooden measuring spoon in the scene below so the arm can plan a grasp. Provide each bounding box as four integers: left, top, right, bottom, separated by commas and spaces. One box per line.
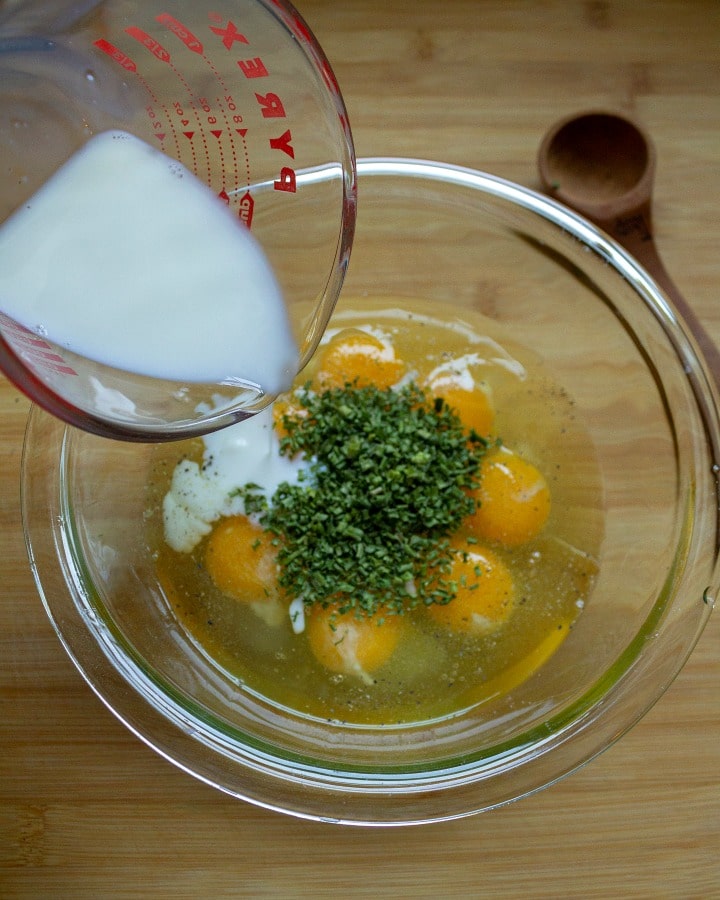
537, 110, 719, 377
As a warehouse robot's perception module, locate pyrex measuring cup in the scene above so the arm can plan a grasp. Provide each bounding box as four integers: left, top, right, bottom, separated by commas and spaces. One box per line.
0, 0, 355, 440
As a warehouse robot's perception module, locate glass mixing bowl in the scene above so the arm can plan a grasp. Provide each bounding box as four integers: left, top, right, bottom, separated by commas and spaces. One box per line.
21, 158, 720, 825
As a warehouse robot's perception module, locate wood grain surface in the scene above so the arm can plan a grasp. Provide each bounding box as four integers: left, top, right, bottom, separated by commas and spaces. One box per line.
1, 1, 719, 897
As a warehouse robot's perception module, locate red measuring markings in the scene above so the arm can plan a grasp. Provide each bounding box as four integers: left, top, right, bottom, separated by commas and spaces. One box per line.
274, 168, 296, 193
256, 92, 286, 119
93, 39, 137, 72
208, 16, 264, 82
238, 192, 254, 227
0, 314, 78, 377
125, 26, 171, 63
155, 13, 203, 54
235, 128, 251, 188
205, 17, 298, 194
209, 19, 249, 50
152, 10, 238, 177
238, 57, 268, 79
216, 189, 254, 228
269, 129, 294, 159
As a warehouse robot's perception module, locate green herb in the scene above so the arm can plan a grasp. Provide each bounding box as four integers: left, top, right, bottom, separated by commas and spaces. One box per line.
229, 482, 268, 517
258, 382, 489, 618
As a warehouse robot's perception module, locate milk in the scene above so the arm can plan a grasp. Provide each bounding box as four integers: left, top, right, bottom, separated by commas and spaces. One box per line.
163, 403, 310, 553
0, 131, 298, 394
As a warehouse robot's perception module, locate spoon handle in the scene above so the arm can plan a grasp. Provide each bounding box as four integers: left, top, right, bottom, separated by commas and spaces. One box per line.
605, 207, 720, 380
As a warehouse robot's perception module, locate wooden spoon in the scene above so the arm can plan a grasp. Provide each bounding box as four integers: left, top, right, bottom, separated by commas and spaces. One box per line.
537, 110, 719, 376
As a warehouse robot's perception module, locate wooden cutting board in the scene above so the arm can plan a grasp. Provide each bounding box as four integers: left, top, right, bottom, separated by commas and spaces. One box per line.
2, 1, 718, 896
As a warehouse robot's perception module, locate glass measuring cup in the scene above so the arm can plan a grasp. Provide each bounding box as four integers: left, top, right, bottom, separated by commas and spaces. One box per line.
0, 0, 356, 440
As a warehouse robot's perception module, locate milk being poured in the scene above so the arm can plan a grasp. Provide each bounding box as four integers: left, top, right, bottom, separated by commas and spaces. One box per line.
0, 130, 298, 394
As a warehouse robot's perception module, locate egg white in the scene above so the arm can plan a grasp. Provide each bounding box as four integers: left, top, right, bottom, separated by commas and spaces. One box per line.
163, 403, 309, 553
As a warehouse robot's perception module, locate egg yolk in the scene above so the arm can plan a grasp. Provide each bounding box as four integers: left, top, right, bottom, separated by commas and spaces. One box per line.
306, 602, 403, 682
426, 375, 495, 437
426, 542, 514, 635
314, 329, 405, 390
205, 515, 279, 603
467, 446, 551, 547
272, 394, 307, 441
